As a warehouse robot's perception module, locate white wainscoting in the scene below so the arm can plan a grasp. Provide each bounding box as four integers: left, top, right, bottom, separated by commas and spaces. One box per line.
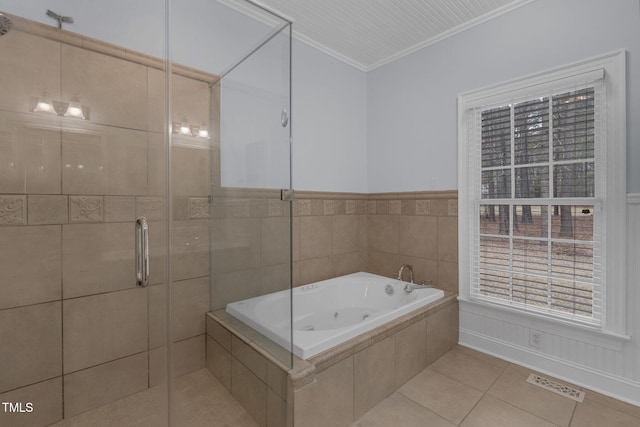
459, 193, 640, 406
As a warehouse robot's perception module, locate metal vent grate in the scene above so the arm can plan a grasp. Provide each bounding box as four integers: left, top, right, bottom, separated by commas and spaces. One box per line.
526, 374, 585, 402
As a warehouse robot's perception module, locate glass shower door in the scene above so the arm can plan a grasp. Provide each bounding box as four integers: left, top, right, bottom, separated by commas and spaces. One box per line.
0, 7, 171, 427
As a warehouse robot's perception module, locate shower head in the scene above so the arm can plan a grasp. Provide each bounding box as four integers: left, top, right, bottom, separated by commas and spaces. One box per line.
0, 13, 12, 36
46, 10, 74, 29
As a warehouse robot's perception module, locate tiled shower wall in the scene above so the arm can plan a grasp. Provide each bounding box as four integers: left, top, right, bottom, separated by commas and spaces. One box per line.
0, 21, 214, 426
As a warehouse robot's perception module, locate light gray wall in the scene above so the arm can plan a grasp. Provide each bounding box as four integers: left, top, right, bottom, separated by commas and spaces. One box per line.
367, 0, 640, 193
292, 38, 368, 192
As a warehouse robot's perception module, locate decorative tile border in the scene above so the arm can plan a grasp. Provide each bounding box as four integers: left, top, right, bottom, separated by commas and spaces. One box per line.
70, 196, 103, 223
0, 195, 26, 225
189, 198, 209, 219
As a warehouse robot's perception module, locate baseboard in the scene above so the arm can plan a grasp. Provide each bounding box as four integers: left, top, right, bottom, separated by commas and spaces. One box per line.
459, 328, 640, 407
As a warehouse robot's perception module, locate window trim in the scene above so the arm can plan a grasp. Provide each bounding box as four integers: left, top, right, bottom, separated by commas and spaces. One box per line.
458, 50, 627, 336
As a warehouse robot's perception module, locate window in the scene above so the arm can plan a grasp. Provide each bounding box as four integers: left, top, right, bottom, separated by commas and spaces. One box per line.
458, 51, 627, 334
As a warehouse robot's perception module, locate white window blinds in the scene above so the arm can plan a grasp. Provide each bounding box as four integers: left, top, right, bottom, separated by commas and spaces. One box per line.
469, 79, 604, 325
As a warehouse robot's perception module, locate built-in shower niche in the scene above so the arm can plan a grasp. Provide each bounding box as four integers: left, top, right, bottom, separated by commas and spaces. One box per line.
0, 13, 217, 425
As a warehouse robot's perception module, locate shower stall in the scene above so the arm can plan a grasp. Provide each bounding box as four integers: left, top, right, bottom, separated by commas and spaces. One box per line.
0, 0, 293, 425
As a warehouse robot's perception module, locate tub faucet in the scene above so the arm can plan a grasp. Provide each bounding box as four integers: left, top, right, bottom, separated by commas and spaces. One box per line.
397, 264, 414, 284
403, 280, 434, 293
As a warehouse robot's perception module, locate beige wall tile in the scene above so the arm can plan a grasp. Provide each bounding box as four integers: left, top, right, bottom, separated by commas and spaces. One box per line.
0, 377, 62, 427
399, 216, 437, 259
389, 200, 401, 215
173, 335, 206, 378
367, 250, 400, 278
395, 319, 427, 387
261, 263, 291, 295
232, 336, 268, 382
172, 75, 211, 132
415, 200, 430, 215
294, 356, 354, 427
172, 219, 209, 281
300, 216, 332, 259
104, 196, 135, 222
368, 215, 399, 253
206, 336, 231, 392
430, 200, 448, 217
211, 217, 260, 274
189, 197, 209, 219
172, 277, 209, 341
437, 261, 458, 292
148, 284, 168, 349
232, 357, 267, 427
172, 146, 210, 197
148, 220, 168, 286
437, 217, 458, 262
28, 195, 68, 225
427, 305, 456, 366
147, 132, 167, 196
61, 125, 148, 196
61, 44, 148, 130
147, 68, 166, 134
173, 196, 190, 220
63, 352, 148, 419
206, 315, 232, 352
0, 195, 26, 225
292, 216, 300, 261
300, 256, 333, 285
0, 113, 62, 194
262, 216, 291, 266
267, 388, 287, 427
0, 302, 62, 393
63, 288, 147, 373
267, 360, 287, 400
401, 256, 437, 284
333, 215, 359, 254
69, 196, 103, 223
0, 31, 60, 115
136, 196, 165, 221
62, 222, 134, 298
210, 268, 261, 310
354, 336, 396, 419
0, 225, 61, 309
332, 251, 362, 277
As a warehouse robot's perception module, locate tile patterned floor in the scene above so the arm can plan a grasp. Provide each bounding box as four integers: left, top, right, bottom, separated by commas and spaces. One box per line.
51, 368, 257, 427
51, 346, 640, 427
352, 345, 640, 427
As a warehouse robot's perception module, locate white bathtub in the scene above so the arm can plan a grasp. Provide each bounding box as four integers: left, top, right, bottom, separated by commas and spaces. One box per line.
226, 272, 445, 359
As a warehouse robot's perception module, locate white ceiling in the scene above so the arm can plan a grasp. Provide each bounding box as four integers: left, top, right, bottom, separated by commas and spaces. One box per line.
222, 0, 533, 71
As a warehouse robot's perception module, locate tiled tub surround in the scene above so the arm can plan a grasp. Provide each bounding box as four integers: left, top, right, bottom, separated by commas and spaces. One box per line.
207, 294, 459, 427
0, 17, 216, 426
290, 190, 458, 291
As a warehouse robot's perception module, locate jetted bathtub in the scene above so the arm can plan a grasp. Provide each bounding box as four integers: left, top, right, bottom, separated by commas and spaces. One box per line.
226, 272, 445, 359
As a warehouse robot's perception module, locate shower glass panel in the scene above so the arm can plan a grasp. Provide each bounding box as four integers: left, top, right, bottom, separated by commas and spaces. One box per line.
170, 0, 293, 425
208, 0, 294, 367
0, 4, 170, 426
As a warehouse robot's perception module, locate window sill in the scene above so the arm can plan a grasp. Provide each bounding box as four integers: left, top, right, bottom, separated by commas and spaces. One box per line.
458, 296, 630, 352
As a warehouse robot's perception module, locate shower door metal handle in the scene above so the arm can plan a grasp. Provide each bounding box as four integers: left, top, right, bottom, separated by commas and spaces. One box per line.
135, 217, 149, 288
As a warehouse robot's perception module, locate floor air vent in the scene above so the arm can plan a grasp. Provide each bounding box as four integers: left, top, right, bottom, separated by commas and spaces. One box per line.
526, 374, 585, 402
